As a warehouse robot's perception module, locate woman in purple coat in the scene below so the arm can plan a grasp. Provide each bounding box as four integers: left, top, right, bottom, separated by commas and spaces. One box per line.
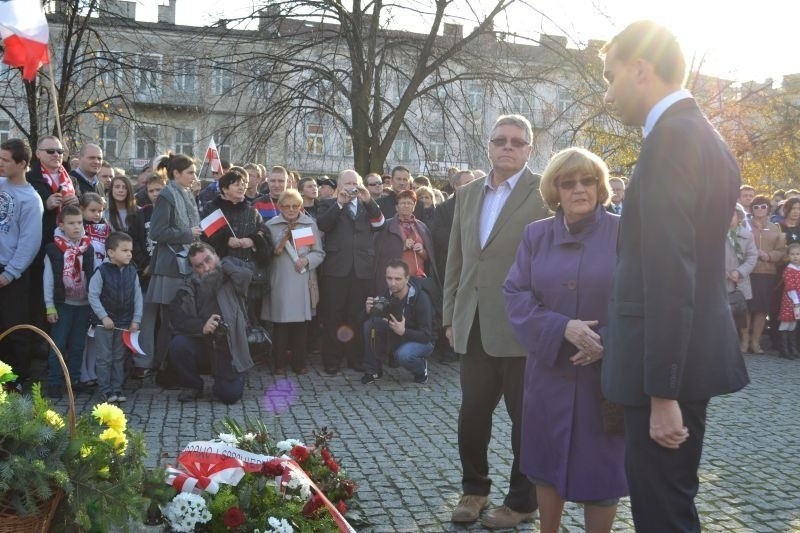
503, 147, 626, 533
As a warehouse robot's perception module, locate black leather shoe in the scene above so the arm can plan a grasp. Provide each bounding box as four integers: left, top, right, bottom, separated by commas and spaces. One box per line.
323, 365, 339, 375
178, 388, 202, 402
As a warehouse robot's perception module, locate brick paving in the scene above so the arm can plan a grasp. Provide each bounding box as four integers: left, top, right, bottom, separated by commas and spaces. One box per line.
56, 352, 800, 532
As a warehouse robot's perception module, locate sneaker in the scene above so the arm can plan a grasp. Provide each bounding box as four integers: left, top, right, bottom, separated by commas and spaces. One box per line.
114, 392, 127, 402
46, 385, 63, 399
101, 393, 119, 403
360, 372, 383, 385
414, 373, 428, 384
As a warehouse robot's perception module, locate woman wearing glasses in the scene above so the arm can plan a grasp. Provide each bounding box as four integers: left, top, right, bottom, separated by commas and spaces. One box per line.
503, 147, 626, 533
746, 195, 787, 353
262, 190, 325, 374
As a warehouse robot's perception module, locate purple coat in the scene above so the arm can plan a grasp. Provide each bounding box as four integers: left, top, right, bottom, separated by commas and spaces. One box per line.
503, 205, 627, 502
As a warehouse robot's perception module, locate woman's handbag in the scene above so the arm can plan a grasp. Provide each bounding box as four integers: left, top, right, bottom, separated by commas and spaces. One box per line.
168, 244, 192, 276
728, 287, 748, 320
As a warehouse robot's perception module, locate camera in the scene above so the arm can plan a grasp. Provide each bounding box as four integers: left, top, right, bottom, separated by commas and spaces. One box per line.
369, 296, 399, 319
213, 315, 229, 339
346, 187, 359, 197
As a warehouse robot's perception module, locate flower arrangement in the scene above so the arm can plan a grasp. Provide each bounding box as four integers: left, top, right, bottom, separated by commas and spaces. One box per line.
150, 417, 359, 532
0, 360, 148, 532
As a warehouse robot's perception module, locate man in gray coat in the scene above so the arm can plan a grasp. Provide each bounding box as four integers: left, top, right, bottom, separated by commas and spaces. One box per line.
167, 242, 253, 404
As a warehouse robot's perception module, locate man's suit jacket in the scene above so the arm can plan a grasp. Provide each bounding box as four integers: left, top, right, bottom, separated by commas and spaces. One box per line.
316, 197, 385, 280
69, 169, 101, 197
442, 167, 548, 356
431, 194, 456, 277
602, 98, 750, 406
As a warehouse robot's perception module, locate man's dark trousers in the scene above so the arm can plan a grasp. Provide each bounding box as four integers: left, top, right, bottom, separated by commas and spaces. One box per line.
320, 271, 371, 370
169, 335, 244, 404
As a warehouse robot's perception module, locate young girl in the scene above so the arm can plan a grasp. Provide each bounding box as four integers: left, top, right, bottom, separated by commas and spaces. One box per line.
105, 176, 137, 232
80, 192, 111, 386
778, 242, 800, 359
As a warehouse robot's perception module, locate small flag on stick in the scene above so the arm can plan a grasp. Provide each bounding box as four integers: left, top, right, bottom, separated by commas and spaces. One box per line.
291, 227, 315, 248
122, 330, 147, 357
205, 139, 221, 173
200, 208, 228, 237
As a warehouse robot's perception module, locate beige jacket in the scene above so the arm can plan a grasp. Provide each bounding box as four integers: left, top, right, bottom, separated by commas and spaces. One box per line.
750, 221, 786, 275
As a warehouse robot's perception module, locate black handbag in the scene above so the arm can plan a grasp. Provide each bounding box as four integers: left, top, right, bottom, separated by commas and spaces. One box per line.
728, 288, 748, 319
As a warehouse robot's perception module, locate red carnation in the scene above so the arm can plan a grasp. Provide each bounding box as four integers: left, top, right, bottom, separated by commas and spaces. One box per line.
325, 458, 340, 474
290, 445, 311, 463
223, 507, 245, 529
262, 458, 285, 477
336, 500, 347, 515
321, 448, 333, 462
302, 493, 324, 518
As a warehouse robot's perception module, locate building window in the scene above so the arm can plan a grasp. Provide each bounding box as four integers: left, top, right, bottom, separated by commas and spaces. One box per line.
212, 63, 233, 95
508, 94, 527, 114
173, 57, 196, 92
135, 126, 158, 160
557, 88, 574, 119
343, 136, 353, 157
429, 141, 445, 162
99, 123, 118, 160
137, 54, 161, 92
468, 87, 483, 109
393, 138, 412, 161
174, 128, 195, 156
0, 119, 9, 143
97, 51, 122, 88
306, 124, 324, 155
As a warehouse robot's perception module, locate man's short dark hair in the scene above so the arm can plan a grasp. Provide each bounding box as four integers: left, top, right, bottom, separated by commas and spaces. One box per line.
61, 204, 82, 219
391, 165, 410, 177
188, 241, 217, 259
106, 231, 133, 252
0, 138, 32, 166
386, 258, 409, 277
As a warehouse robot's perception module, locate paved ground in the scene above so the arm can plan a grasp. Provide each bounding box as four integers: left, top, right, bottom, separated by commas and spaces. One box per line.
56, 352, 800, 532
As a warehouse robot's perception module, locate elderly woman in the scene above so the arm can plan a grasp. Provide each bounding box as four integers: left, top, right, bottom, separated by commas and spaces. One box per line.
201, 168, 272, 326
373, 189, 436, 294
503, 147, 626, 533
145, 153, 202, 368
726, 204, 758, 349
746, 195, 786, 354
262, 190, 325, 374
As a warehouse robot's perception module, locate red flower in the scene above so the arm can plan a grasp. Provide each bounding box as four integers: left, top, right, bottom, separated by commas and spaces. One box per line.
302, 493, 324, 518
321, 448, 333, 462
223, 507, 245, 529
336, 500, 347, 515
290, 445, 311, 463
325, 458, 340, 474
262, 458, 285, 477
342, 479, 357, 498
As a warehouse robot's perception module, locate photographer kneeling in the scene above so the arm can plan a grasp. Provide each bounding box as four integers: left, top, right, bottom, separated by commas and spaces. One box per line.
361, 259, 434, 385
167, 242, 254, 404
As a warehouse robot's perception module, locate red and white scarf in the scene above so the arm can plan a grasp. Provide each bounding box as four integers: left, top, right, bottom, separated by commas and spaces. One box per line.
41, 163, 76, 220
54, 233, 92, 300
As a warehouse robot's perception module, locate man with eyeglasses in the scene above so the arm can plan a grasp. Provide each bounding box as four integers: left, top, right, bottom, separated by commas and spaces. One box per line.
364, 172, 384, 200
69, 143, 104, 196
444, 114, 547, 529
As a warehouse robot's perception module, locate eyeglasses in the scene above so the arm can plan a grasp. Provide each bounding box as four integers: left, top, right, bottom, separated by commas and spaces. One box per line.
280, 204, 302, 209
40, 148, 64, 155
752, 204, 770, 210
366, 182, 382, 187
489, 137, 530, 148
557, 176, 599, 190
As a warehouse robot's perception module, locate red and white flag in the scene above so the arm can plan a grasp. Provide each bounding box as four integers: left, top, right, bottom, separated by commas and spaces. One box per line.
291, 227, 315, 248
122, 330, 146, 357
205, 138, 221, 173
200, 208, 228, 237
0, 0, 50, 81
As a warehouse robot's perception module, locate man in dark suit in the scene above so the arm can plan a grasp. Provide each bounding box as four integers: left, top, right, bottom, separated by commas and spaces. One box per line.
600, 21, 749, 532
69, 143, 103, 196
443, 115, 547, 529
316, 169, 385, 374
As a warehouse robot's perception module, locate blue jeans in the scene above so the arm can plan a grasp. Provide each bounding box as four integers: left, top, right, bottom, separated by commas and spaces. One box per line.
48, 303, 90, 386
363, 317, 433, 378
168, 335, 244, 404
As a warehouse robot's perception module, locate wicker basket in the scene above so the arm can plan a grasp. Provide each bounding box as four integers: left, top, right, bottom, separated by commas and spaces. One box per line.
0, 324, 75, 533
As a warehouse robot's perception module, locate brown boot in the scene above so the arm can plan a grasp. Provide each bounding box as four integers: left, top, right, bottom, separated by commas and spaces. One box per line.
480, 505, 537, 529
451, 495, 489, 523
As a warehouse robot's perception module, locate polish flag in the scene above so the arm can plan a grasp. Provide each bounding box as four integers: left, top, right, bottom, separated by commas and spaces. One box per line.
122, 330, 147, 357
205, 138, 221, 173
291, 227, 315, 248
200, 208, 228, 237
0, 0, 51, 81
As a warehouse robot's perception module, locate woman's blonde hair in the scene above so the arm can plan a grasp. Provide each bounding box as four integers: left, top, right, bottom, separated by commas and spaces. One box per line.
415, 185, 437, 206
539, 147, 611, 211
278, 189, 303, 206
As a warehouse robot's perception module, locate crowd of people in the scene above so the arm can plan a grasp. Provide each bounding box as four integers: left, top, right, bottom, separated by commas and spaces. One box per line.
0, 19, 761, 532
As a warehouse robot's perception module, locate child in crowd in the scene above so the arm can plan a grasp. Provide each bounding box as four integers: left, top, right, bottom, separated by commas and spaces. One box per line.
42, 205, 96, 398
129, 173, 164, 291
88, 231, 142, 403
778, 242, 800, 359
80, 192, 112, 385
105, 175, 137, 232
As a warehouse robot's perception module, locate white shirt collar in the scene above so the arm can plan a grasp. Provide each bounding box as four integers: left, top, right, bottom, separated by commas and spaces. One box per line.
484, 167, 525, 192
643, 88, 693, 138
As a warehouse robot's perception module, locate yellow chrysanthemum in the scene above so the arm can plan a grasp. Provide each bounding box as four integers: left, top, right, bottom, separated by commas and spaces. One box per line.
92, 402, 127, 432
99, 427, 128, 453
0, 360, 12, 378
80, 444, 93, 458
44, 409, 65, 429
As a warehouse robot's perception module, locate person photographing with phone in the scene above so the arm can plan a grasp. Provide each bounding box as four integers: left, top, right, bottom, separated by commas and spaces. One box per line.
361, 259, 434, 385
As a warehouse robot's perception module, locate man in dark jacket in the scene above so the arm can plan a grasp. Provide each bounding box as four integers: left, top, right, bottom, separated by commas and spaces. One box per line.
69, 144, 103, 196
316, 169, 385, 374
361, 260, 434, 384
167, 243, 254, 404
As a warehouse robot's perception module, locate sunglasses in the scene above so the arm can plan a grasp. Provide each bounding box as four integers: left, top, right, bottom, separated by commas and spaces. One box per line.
752, 204, 770, 210
557, 176, 599, 190
366, 182, 382, 187
489, 137, 530, 148
40, 148, 64, 155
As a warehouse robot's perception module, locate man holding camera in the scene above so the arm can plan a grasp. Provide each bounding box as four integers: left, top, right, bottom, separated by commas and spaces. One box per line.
167, 242, 254, 404
361, 259, 434, 385
316, 169, 385, 374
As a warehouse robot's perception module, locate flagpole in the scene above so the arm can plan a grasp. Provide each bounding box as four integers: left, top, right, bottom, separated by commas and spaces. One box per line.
226, 218, 238, 239
46, 51, 62, 140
